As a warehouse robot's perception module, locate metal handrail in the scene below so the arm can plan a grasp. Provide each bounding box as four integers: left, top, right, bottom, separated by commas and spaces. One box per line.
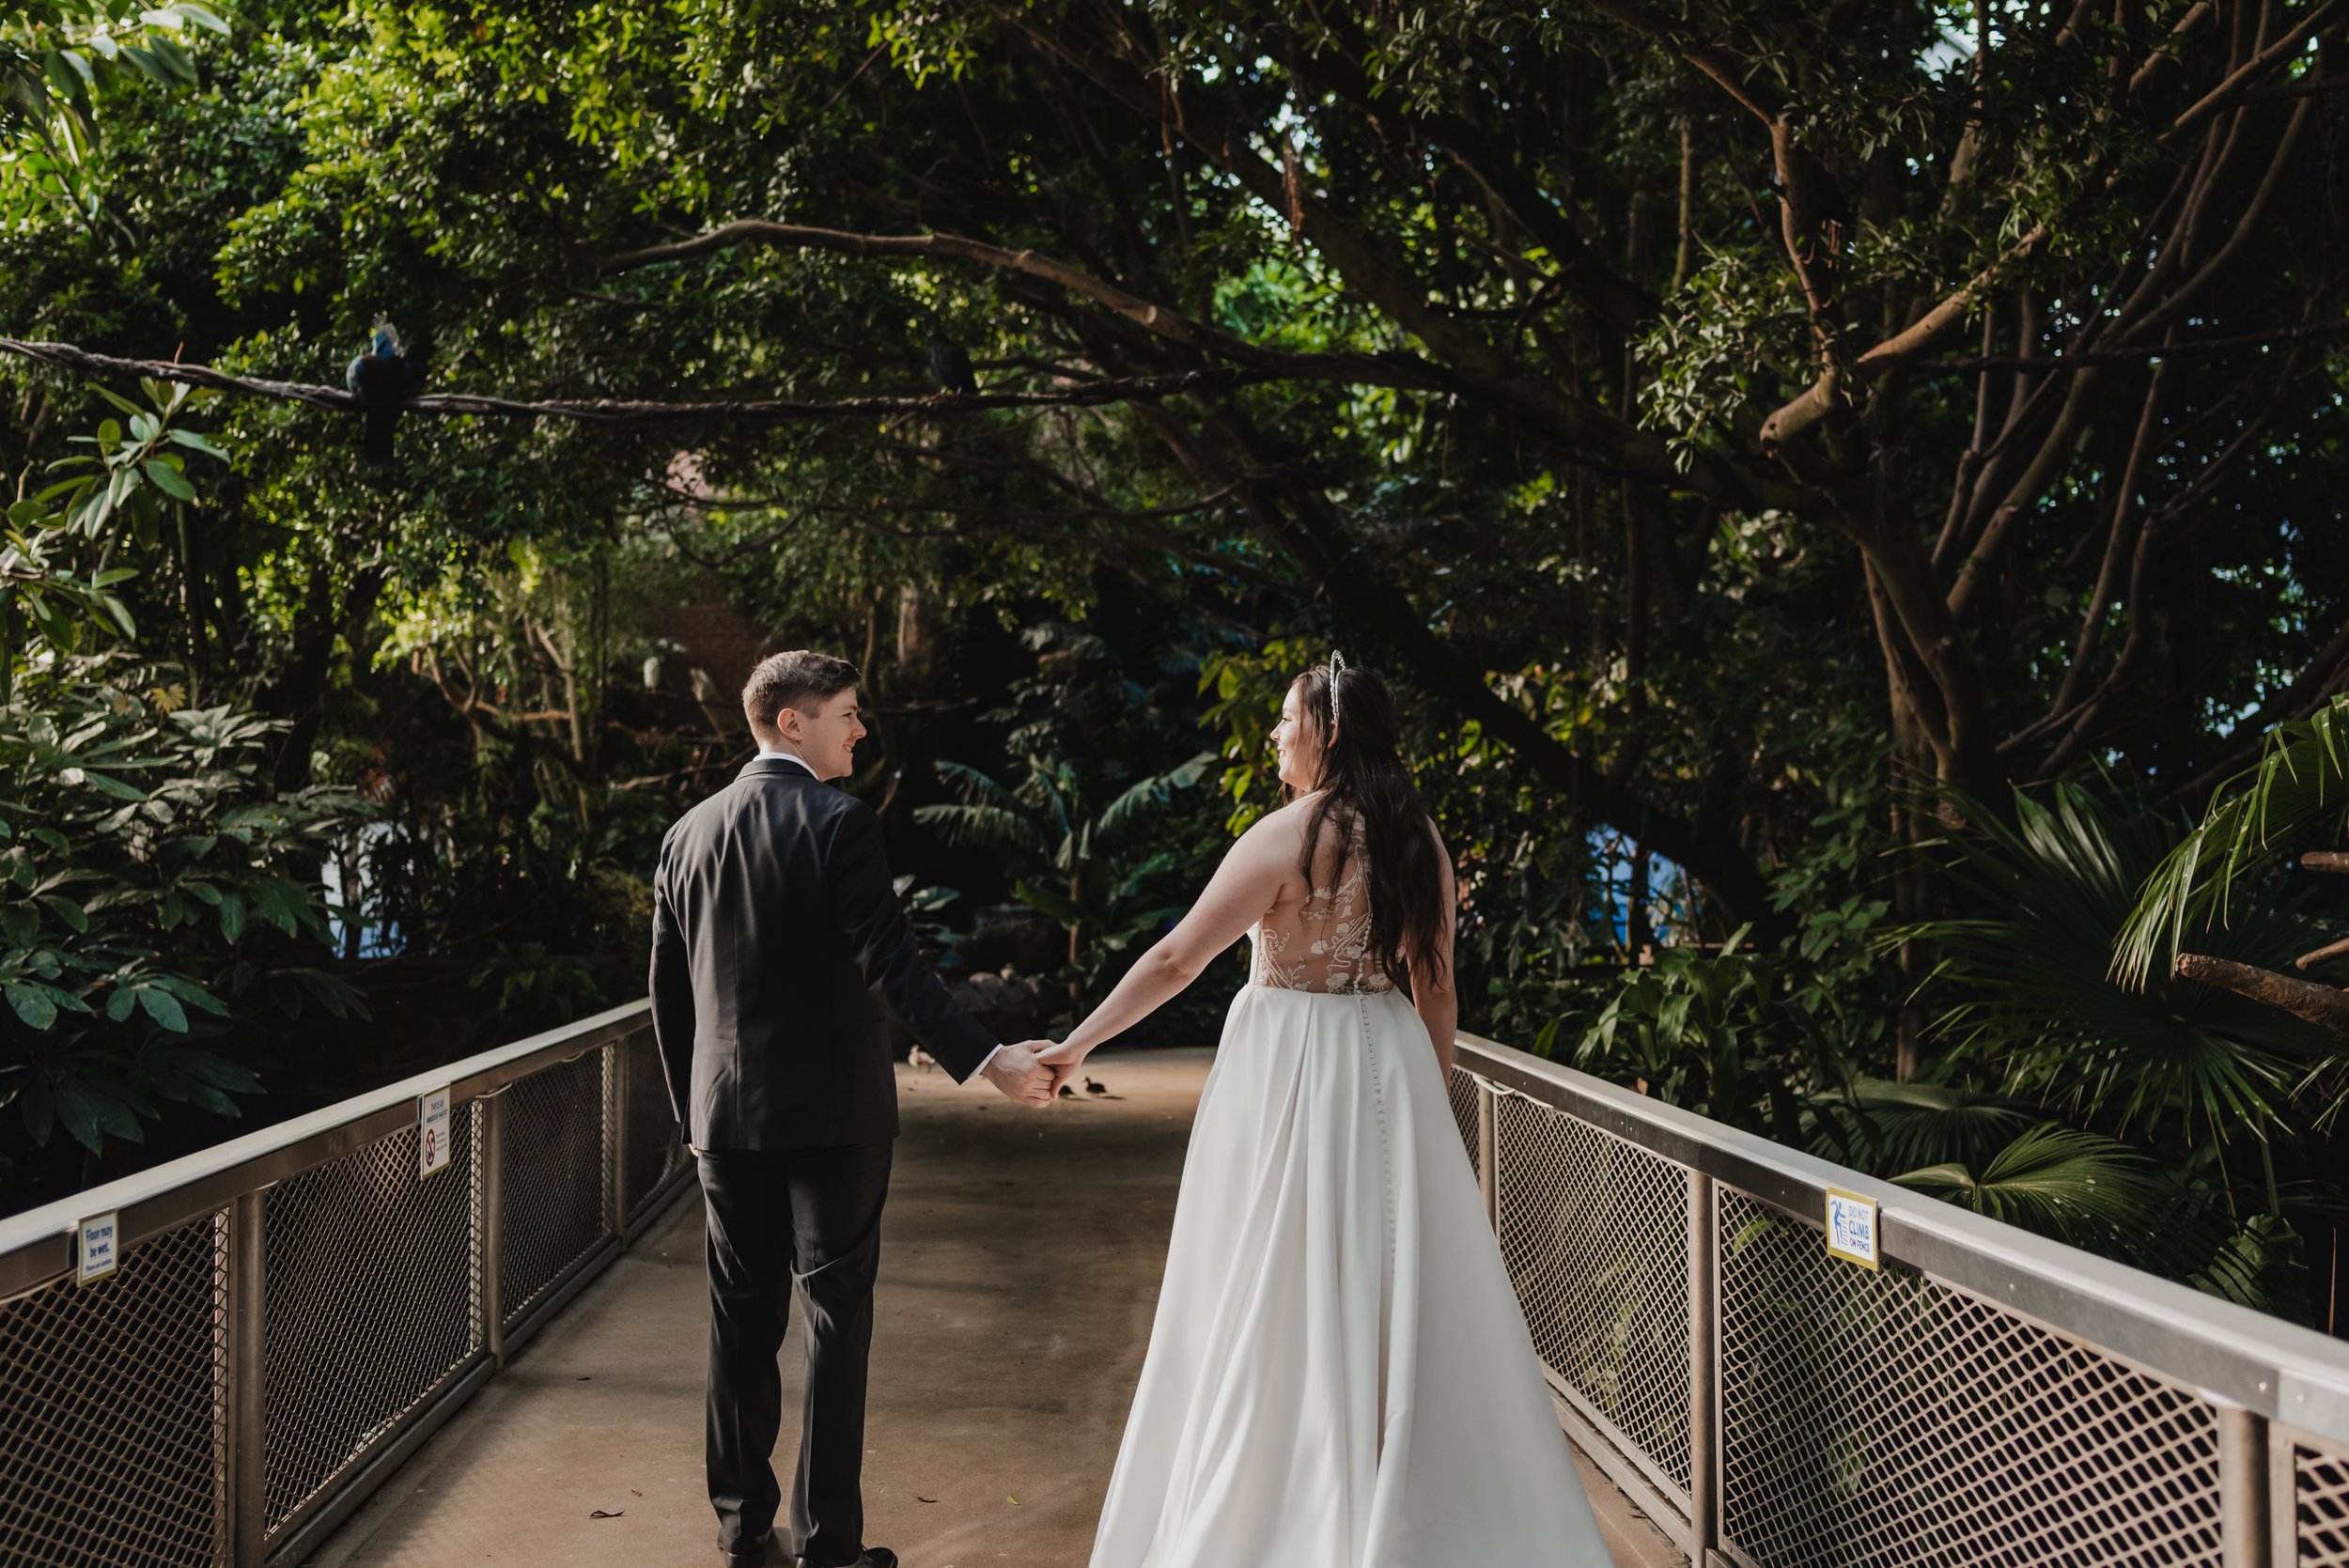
0, 998, 694, 1568
0, 1000, 651, 1303
1457, 1032, 2349, 1445
1454, 1030, 2349, 1567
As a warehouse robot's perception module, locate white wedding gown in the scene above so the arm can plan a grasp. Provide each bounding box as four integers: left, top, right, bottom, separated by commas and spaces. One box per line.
1087, 826, 1610, 1566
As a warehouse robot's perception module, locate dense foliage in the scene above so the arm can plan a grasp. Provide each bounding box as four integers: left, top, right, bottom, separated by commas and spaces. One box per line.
2, 0, 2343, 1327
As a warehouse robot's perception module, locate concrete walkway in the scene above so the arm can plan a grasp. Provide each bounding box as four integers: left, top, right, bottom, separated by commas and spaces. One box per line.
311, 1050, 1680, 1568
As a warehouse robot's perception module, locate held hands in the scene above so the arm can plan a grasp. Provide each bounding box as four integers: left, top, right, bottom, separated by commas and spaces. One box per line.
979, 1040, 1060, 1108
1036, 1039, 1087, 1098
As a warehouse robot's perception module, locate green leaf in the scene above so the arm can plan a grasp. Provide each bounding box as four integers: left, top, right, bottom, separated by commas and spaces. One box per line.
143, 459, 196, 502
36, 893, 88, 933
165, 428, 229, 458
19, 1079, 54, 1145
1012, 878, 1083, 925
7, 984, 57, 1030
136, 987, 190, 1032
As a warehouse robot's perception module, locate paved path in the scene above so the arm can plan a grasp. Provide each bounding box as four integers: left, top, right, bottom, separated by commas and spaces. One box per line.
311, 1049, 1679, 1568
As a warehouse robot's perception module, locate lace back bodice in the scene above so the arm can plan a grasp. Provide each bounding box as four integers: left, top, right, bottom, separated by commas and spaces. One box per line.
1251, 813, 1394, 995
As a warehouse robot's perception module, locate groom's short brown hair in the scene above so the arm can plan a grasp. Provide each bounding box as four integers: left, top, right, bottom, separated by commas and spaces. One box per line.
741, 650, 859, 735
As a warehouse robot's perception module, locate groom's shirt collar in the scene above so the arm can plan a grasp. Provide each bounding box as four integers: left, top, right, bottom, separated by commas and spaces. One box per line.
754, 748, 819, 779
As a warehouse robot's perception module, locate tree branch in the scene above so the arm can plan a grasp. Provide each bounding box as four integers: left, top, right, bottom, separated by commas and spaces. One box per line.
0, 337, 1294, 421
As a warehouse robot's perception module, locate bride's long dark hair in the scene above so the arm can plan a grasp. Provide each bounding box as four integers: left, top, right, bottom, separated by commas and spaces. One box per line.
1286, 662, 1449, 987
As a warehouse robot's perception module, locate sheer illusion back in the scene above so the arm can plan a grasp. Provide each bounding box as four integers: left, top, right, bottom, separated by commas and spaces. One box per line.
1251, 809, 1394, 995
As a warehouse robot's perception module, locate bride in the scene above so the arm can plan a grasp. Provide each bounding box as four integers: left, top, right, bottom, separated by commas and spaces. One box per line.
1036, 660, 1609, 1566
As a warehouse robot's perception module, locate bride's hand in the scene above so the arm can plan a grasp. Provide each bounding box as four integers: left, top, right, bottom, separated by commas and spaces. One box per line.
1035, 1037, 1086, 1095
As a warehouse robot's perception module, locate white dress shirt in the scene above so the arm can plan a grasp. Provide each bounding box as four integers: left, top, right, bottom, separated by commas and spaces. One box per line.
757, 747, 1004, 1078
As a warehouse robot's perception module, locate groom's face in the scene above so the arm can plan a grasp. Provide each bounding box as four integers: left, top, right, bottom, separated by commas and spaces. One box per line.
784, 687, 867, 781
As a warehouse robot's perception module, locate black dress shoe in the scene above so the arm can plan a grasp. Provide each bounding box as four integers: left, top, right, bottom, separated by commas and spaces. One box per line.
722, 1532, 779, 1567
799, 1551, 895, 1568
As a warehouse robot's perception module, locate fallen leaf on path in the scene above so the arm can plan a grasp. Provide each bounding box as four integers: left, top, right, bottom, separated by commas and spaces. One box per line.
630, 1488, 643, 1497
588, 1509, 624, 1518
917, 1496, 938, 1503
1006, 1494, 1019, 1505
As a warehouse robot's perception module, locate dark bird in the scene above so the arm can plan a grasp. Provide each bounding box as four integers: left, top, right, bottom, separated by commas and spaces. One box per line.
1084, 1076, 1109, 1096
1057, 1083, 1076, 1098
927, 331, 979, 397
345, 319, 412, 467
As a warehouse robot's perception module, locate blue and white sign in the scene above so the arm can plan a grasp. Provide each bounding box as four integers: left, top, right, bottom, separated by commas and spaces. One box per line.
77, 1211, 119, 1287
418, 1086, 453, 1181
1825, 1188, 1880, 1271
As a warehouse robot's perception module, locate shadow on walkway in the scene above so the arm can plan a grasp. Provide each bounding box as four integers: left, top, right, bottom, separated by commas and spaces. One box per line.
310, 1049, 1677, 1568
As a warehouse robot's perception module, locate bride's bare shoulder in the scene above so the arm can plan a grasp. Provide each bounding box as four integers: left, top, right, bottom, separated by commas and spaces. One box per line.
1246, 795, 1324, 840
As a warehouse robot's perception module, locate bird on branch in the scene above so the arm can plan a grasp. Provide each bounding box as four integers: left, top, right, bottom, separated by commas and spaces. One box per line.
927, 330, 979, 397
345, 318, 412, 467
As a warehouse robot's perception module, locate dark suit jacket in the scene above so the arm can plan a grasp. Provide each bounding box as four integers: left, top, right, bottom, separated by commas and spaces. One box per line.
649, 756, 997, 1150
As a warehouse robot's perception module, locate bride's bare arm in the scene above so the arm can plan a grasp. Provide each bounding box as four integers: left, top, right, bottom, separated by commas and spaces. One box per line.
1044, 809, 1297, 1066
1410, 822, 1458, 1079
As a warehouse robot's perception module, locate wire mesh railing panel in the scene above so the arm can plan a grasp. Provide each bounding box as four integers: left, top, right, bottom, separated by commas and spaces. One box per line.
1493, 1091, 1692, 1493
260, 1103, 479, 1535
1716, 1188, 2224, 1568
0, 1212, 226, 1568
1446, 1065, 1481, 1181
2302, 1440, 2349, 1567
500, 1048, 614, 1327
622, 1026, 683, 1218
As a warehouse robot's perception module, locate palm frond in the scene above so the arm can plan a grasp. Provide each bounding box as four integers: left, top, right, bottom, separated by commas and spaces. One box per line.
910, 801, 1050, 862
1806, 1077, 2034, 1174
2113, 695, 2349, 990
931, 759, 1033, 819
1894, 1123, 2167, 1243
1096, 752, 1217, 841
1895, 781, 2326, 1141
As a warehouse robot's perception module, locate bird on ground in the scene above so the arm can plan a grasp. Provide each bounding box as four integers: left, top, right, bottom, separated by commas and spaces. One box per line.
1084, 1077, 1109, 1096
345, 319, 412, 467
1057, 1083, 1076, 1099
927, 331, 979, 397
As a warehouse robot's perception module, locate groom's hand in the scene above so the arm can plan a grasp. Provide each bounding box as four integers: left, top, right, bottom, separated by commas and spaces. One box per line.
979, 1041, 1056, 1108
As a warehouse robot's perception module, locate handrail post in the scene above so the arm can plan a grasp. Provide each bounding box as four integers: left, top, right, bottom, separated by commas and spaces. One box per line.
2218, 1403, 2270, 1568
606, 1038, 630, 1238
228, 1188, 268, 1568
478, 1091, 506, 1364
1688, 1169, 1719, 1561
1475, 1079, 1499, 1231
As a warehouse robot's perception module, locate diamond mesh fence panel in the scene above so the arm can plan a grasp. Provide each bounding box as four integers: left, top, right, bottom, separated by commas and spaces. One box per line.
1716, 1188, 2224, 1568
622, 1026, 684, 1220
1446, 1065, 1481, 1182
2303, 1440, 2349, 1568
0, 1213, 226, 1567
1492, 1091, 1692, 1496
261, 1103, 480, 1536
500, 1048, 614, 1328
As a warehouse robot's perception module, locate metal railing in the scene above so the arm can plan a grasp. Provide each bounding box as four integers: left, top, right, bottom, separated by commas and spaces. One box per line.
8, 1003, 2347, 1567
1449, 1032, 2349, 1568
0, 1000, 691, 1568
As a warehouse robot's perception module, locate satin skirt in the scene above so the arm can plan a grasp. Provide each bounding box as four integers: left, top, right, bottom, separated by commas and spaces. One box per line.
1087, 985, 1610, 1567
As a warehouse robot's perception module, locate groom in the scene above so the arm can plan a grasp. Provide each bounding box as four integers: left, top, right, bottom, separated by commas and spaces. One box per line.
650, 649, 1058, 1568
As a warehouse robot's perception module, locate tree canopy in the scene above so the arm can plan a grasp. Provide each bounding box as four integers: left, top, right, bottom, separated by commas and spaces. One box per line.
3, 0, 2345, 1320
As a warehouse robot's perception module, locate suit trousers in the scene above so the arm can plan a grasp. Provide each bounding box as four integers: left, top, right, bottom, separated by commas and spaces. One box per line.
697, 1140, 894, 1566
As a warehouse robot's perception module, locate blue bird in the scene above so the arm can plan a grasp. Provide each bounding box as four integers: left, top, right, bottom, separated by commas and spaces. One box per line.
345, 319, 412, 467
927, 331, 978, 397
